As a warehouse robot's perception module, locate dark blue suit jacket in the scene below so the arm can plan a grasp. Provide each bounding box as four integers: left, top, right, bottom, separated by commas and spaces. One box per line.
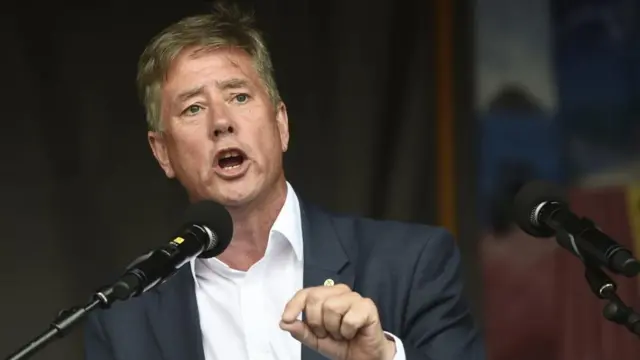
84, 202, 485, 360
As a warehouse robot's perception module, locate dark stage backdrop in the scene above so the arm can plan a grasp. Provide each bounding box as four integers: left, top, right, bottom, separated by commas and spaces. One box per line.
0, 1, 475, 359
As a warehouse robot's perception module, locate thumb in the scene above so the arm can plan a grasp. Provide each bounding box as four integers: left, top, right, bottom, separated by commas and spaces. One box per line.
279, 320, 319, 349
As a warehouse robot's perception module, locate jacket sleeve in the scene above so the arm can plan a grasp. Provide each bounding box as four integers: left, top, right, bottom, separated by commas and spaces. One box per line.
401, 228, 486, 359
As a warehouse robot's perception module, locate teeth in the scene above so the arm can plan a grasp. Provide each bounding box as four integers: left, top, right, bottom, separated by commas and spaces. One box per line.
221, 150, 240, 159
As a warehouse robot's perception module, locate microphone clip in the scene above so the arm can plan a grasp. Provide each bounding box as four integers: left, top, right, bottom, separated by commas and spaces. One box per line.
577, 254, 640, 337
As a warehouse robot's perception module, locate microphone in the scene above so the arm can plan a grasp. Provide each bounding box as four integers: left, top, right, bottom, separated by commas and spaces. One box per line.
513, 180, 640, 277
98, 200, 233, 304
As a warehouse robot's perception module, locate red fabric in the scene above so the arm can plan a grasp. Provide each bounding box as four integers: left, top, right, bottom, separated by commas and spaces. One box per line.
481, 186, 640, 360
481, 229, 559, 360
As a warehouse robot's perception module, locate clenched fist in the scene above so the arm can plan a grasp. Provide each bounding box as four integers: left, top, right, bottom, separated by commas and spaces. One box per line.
279, 283, 396, 360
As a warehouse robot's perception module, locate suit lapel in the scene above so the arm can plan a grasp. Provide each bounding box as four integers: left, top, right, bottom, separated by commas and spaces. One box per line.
145, 266, 205, 360
300, 202, 355, 360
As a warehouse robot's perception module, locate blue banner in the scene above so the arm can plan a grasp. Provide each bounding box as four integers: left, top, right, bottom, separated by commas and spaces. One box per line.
551, 0, 639, 175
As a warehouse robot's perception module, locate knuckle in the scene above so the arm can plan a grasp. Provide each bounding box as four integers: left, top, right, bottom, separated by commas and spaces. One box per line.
305, 301, 322, 314
362, 297, 377, 311
295, 288, 307, 297
291, 288, 307, 303
348, 291, 363, 301
341, 313, 359, 329
307, 291, 322, 304
305, 310, 323, 326
322, 297, 340, 312
335, 283, 351, 291
307, 318, 323, 327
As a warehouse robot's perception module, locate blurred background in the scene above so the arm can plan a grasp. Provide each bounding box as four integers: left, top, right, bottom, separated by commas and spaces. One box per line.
0, 0, 639, 359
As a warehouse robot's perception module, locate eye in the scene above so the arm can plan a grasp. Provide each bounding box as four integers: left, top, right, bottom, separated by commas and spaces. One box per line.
233, 93, 250, 104
183, 104, 202, 116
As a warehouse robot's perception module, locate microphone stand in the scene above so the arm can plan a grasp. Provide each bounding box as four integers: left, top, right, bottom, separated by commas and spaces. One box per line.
3, 253, 154, 360
3, 286, 120, 360
4, 299, 103, 360
582, 261, 640, 337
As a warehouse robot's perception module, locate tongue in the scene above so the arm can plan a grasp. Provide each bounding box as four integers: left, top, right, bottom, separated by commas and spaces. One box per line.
219, 156, 243, 169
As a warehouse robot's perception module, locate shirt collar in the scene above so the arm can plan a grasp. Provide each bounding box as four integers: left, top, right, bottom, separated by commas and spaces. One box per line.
271, 181, 304, 261
189, 181, 303, 279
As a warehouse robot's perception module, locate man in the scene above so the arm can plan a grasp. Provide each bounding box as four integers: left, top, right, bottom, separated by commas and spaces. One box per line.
84, 3, 484, 360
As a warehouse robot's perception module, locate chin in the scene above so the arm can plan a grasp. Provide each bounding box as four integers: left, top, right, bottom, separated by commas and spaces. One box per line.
217, 194, 254, 207
211, 182, 262, 207
195, 171, 281, 208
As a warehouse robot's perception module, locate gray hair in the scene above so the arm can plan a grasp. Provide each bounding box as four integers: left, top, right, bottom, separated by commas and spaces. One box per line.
136, 2, 281, 131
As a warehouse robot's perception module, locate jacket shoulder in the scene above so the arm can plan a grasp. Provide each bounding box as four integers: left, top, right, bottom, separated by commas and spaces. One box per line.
308, 203, 456, 260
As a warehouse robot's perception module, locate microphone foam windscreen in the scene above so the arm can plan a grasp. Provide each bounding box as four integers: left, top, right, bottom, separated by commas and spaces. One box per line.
182, 200, 233, 257
513, 180, 567, 237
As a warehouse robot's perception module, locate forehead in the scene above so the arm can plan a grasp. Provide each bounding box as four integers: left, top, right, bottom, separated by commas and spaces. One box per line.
163, 47, 261, 94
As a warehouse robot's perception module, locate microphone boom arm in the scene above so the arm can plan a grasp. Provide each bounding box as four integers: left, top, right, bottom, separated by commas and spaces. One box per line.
4, 296, 105, 360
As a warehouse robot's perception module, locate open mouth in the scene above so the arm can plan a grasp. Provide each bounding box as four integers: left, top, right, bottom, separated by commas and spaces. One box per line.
215, 148, 247, 171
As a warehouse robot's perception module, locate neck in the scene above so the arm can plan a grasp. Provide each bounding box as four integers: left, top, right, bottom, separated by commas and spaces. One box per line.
217, 177, 288, 271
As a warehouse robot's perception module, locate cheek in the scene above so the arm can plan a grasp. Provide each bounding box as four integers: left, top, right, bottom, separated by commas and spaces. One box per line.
252, 124, 281, 156
168, 131, 213, 172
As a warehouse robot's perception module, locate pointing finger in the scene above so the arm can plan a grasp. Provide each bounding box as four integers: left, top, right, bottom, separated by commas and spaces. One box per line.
282, 289, 309, 324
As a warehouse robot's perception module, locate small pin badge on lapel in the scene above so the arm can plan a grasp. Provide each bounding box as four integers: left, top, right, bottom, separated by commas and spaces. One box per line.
324, 278, 335, 287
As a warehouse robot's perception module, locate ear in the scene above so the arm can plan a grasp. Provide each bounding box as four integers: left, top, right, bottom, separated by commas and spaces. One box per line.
275, 102, 290, 152
148, 131, 176, 178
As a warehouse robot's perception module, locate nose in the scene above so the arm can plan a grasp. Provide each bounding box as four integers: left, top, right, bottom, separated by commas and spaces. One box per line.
213, 123, 235, 137
210, 107, 236, 138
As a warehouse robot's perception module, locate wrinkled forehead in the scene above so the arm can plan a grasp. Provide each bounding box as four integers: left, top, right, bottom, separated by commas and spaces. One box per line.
162, 46, 263, 92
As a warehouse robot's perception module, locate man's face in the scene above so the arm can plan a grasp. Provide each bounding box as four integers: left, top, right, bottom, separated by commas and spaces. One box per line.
148, 47, 289, 207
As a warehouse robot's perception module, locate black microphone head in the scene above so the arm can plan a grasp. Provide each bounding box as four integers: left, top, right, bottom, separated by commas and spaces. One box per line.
513, 180, 567, 238
182, 201, 233, 258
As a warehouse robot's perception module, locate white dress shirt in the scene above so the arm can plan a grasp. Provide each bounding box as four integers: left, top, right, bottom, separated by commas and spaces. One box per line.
190, 182, 406, 360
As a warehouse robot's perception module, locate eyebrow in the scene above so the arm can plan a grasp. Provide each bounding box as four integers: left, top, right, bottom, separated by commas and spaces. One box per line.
174, 78, 250, 103
216, 78, 250, 90
176, 85, 205, 103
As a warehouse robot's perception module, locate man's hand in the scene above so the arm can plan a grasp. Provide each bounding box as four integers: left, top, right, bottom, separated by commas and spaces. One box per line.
280, 283, 396, 360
